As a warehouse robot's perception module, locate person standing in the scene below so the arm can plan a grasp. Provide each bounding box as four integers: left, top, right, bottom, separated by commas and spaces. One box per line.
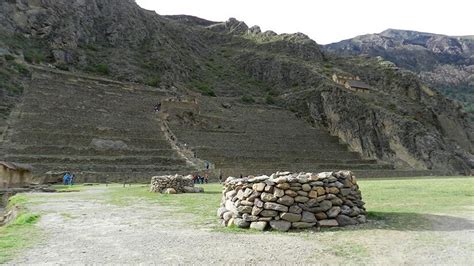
63, 172, 71, 185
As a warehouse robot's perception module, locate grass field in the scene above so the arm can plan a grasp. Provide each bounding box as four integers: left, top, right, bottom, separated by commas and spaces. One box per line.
105, 177, 474, 231
1, 176, 473, 263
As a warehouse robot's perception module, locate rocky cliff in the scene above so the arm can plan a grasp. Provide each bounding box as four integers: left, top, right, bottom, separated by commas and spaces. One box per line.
324, 29, 474, 117
0, 0, 472, 174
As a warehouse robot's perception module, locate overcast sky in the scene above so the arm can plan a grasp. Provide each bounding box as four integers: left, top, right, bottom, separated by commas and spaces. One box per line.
136, 0, 473, 44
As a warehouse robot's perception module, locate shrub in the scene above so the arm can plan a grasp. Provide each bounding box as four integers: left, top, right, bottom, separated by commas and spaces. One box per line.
193, 81, 216, 97
146, 76, 161, 87
265, 95, 275, 105
12, 62, 29, 75
4, 54, 15, 61
55, 63, 69, 71
241, 95, 255, 104
94, 64, 110, 75
23, 50, 45, 64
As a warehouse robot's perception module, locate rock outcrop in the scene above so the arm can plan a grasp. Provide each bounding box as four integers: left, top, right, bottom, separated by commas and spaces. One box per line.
324, 29, 474, 119
218, 171, 367, 231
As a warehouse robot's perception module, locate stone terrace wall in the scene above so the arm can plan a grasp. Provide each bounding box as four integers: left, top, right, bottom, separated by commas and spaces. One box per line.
150, 174, 203, 194
217, 171, 367, 231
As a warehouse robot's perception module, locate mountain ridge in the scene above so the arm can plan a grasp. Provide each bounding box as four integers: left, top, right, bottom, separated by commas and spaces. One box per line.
324, 29, 474, 117
0, 0, 472, 175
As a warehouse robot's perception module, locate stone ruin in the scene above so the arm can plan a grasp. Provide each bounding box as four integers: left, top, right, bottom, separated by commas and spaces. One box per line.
217, 171, 367, 231
150, 174, 204, 194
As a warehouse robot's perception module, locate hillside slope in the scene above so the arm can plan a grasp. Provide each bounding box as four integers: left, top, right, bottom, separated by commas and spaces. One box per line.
0, 0, 472, 176
324, 29, 474, 116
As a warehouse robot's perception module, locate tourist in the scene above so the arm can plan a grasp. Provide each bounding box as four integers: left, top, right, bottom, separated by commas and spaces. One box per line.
218, 173, 223, 183
70, 174, 75, 186
204, 173, 209, 184
192, 174, 198, 184
204, 160, 210, 170
63, 172, 71, 185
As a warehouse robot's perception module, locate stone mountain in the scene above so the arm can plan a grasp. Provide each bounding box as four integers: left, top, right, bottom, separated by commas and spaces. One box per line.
0, 0, 472, 179
324, 29, 474, 118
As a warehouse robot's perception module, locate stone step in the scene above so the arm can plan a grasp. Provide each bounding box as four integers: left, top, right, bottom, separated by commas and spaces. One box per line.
12, 127, 165, 138
7, 134, 172, 149
15, 119, 162, 130
30, 163, 192, 174
211, 157, 377, 164
10, 131, 167, 142
3, 154, 186, 166
194, 148, 361, 160
4, 146, 179, 157
175, 132, 341, 144
217, 162, 392, 173
186, 141, 348, 151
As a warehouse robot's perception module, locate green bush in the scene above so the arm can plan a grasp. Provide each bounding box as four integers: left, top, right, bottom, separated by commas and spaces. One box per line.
4, 54, 15, 61
55, 63, 69, 71
265, 95, 275, 104
193, 81, 216, 97
24, 50, 45, 64
146, 76, 161, 87
12, 62, 29, 75
94, 64, 110, 75
241, 95, 255, 104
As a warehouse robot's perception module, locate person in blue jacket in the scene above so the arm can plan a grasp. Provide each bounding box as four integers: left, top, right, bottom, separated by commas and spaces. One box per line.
63, 172, 71, 185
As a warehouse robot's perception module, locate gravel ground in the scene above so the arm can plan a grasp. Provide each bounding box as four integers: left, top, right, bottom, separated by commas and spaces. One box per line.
9, 187, 474, 265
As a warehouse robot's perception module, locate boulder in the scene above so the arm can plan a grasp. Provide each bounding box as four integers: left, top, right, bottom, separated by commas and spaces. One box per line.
319, 219, 339, 227
253, 182, 266, 192
269, 220, 291, 232
250, 221, 268, 231
164, 188, 177, 194
280, 212, 302, 222
289, 205, 303, 214
261, 192, 277, 202
327, 206, 341, 218
277, 195, 295, 206
301, 211, 317, 223
264, 202, 289, 212
294, 196, 309, 203
217, 207, 227, 218
234, 218, 250, 228
291, 222, 316, 229
336, 215, 358, 226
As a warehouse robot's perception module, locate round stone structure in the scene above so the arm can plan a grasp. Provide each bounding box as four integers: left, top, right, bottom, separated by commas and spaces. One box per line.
217, 171, 367, 231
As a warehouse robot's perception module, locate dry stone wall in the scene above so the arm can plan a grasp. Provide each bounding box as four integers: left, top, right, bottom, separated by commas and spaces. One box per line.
217, 171, 367, 231
150, 174, 203, 194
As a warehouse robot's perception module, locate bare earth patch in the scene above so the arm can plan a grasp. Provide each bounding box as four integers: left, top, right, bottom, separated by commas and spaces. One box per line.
8, 184, 474, 265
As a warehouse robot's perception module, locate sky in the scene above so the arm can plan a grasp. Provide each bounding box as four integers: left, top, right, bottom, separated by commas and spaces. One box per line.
135, 0, 473, 44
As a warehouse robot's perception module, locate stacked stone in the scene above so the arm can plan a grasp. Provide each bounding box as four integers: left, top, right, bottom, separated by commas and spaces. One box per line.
150, 174, 203, 194
217, 171, 367, 231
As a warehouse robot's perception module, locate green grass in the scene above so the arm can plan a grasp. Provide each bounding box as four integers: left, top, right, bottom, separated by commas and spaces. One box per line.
107, 184, 222, 224
110, 177, 474, 233
360, 177, 474, 213
51, 184, 88, 192
103, 177, 473, 232
0, 195, 40, 263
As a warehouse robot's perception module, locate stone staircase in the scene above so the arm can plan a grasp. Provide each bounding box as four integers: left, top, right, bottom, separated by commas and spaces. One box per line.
0, 66, 195, 183
167, 97, 444, 179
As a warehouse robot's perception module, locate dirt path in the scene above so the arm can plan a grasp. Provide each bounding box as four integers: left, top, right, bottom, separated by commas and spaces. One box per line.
9, 187, 474, 265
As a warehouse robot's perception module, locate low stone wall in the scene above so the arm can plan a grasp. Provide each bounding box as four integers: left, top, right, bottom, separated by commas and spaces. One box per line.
217, 171, 367, 231
150, 174, 204, 194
